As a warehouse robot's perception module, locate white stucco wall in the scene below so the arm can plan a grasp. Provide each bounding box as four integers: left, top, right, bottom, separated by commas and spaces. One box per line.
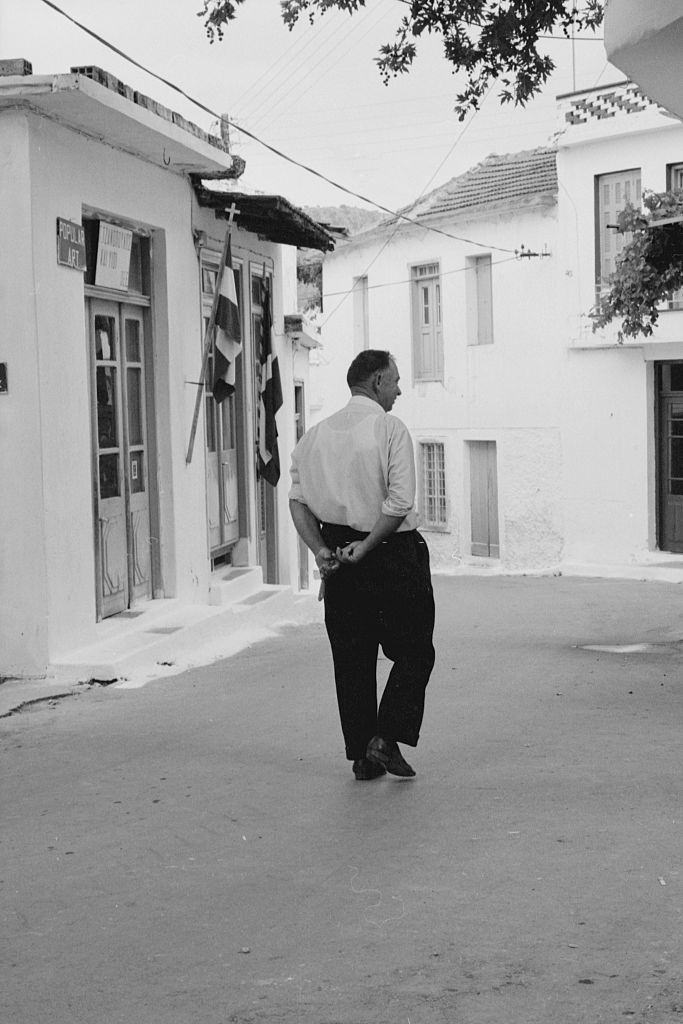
557, 105, 683, 565
315, 100, 683, 575
1, 102, 306, 674
317, 202, 564, 572
0, 110, 50, 673
16, 109, 211, 663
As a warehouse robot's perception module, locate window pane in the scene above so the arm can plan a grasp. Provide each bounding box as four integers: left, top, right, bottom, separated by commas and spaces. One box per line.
221, 395, 235, 449
127, 367, 143, 445
95, 315, 116, 361
125, 319, 141, 362
130, 451, 145, 493
128, 234, 143, 292
421, 442, 446, 526
422, 286, 430, 325
205, 395, 216, 452
202, 267, 217, 296
96, 366, 118, 448
99, 453, 120, 498
670, 366, 683, 391
671, 438, 683, 478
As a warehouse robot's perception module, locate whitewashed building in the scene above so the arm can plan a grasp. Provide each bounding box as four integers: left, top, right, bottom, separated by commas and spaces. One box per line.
0, 61, 333, 678
557, 81, 683, 567
316, 147, 563, 572
316, 81, 683, 575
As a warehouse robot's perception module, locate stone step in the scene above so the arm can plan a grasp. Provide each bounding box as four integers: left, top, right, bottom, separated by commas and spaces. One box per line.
50, 579, 320, 684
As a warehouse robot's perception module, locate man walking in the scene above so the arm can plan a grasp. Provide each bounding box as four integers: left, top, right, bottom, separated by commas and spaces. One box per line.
289, 350, 435, 780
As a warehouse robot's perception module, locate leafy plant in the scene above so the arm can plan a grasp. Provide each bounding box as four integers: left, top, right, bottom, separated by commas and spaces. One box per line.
591, 190, 683, 340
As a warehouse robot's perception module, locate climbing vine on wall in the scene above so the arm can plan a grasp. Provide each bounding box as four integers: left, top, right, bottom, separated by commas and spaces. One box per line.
592, 190, 683, 340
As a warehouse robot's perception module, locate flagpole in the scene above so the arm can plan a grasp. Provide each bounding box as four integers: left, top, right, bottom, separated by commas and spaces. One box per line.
186, 203, 240, 465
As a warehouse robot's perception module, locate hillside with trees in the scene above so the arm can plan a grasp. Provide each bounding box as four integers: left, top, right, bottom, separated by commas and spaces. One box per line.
298, 205, 383, 311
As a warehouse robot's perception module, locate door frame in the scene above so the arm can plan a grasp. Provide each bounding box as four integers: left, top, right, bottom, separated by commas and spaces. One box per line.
250, 261, 278, 583
199, 249, 245, 564
656, 361, 683, 553
86, 291, 160, 619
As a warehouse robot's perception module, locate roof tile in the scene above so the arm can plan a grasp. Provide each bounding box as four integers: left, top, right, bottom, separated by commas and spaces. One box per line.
403, 146, 558, 221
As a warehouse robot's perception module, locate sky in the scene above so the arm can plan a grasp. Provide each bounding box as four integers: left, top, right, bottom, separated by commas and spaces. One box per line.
2, 0, 616, 212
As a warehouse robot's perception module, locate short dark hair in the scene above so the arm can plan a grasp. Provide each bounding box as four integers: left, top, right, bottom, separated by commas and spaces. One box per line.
347, 350, 393, 388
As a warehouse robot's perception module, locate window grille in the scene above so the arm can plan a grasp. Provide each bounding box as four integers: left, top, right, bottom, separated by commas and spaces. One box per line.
420, 442, 447, 528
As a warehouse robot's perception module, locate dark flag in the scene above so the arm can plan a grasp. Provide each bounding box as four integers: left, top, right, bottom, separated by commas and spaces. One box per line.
212, 236, 242, 403
257, 276, 283, 485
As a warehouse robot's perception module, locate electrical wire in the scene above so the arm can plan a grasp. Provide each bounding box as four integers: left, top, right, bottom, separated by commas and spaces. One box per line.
246, 1, 393, 135
322, 253, 521, 298
36, 0, 517, 255
229, 6, 332, 113
319, 85, 499, 326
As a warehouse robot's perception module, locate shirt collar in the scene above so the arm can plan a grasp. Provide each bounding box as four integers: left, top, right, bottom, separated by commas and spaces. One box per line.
347, 395, 383, 412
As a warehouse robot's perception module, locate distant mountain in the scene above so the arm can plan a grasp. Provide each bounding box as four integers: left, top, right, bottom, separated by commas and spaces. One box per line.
303, 204, 383, 236
297, 205, 382, 312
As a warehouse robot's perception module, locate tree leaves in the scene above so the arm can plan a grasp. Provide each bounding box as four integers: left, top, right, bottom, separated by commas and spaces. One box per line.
591, 190, 683, 341
197, 0, 604, 118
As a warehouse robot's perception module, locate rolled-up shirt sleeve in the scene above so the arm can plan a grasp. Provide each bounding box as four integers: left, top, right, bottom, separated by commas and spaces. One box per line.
289, 446, 305, 503
381, 418, 416, 518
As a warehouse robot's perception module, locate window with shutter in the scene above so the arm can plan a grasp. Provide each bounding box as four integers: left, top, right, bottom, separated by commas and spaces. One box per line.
411, 263, 444, 382
595, 168, 641, 298
667, 164, 683, 310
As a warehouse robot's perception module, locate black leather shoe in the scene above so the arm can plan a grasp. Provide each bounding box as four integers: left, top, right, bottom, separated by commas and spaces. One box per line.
352, 757, 386, 781
366, 736, 416, 777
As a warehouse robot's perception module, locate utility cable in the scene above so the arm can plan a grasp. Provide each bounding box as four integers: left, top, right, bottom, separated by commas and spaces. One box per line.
320, 84, 498, 327
36, 0, 517, 254
246, 0, 392, 134
322, 253, 521, 298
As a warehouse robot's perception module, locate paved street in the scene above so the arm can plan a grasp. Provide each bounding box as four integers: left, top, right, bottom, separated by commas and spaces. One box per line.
2, 574, 683, 1024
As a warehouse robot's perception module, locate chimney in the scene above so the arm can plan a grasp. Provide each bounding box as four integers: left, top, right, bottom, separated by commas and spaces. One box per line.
0, 59, 33, 77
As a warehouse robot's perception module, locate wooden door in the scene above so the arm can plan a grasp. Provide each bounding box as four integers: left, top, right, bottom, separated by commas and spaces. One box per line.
89, 299, 153, 618
121, 306, 152, 602
658, 363, 683, 552
201, 259, 241, 560
294, 381, 309, 590
251, 267, 278, 583
92, 303, 127, 616
470, 440, 500, 557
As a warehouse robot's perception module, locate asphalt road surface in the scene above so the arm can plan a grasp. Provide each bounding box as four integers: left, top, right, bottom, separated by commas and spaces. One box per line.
2, 574, 682, 1023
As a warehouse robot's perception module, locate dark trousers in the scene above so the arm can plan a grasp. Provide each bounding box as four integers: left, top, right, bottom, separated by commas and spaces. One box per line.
320, 524, 436, 761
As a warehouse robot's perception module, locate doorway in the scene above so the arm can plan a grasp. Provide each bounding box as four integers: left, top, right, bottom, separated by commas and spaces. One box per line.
469, 440, 500, 558
88, 299, 155, 617
251, 265, 278, 583
657, 362, 683, 553
294, 380, 309, 590
200, 256, 242, 561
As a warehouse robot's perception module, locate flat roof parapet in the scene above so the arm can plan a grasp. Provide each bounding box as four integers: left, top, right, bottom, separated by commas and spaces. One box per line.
70, 65, 233, 157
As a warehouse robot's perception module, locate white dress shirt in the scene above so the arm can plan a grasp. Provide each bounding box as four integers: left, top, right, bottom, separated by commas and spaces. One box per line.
289, 395, 417, 532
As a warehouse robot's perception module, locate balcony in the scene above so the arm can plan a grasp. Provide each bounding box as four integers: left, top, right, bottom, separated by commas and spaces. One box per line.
604, 1, 683, 119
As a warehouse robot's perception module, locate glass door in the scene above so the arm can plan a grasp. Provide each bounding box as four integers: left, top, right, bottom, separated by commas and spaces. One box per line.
200, 257, 241, 559
89, 299, 152, 617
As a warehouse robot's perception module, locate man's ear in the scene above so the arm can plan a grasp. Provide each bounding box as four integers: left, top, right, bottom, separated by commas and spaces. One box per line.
374, 372, 382, 392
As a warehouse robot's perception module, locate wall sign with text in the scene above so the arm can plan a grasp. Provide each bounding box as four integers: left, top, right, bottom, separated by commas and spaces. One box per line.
95, 221, 133, 290
56, 218, 86, 271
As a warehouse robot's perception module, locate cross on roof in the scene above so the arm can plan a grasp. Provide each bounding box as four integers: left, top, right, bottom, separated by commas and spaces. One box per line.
225, 201, 240, 226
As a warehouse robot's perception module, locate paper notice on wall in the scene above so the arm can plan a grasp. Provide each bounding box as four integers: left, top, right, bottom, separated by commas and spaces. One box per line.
95, 221, 133, 290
